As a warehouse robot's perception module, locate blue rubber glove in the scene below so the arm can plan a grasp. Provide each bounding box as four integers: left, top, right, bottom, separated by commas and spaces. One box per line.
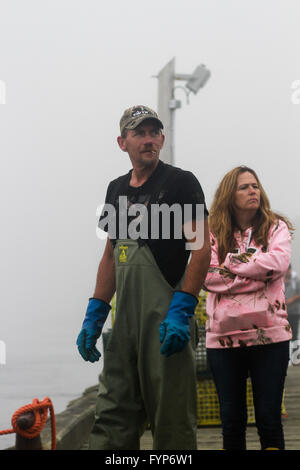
160, 291, 198, 357
76, 298, 111, 363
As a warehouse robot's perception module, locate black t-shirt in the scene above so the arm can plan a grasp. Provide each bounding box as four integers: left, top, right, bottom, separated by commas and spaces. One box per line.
99, 160, 208, 288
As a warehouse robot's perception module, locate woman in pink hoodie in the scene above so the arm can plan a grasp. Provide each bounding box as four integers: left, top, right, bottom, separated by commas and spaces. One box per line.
204, 166, 294, 450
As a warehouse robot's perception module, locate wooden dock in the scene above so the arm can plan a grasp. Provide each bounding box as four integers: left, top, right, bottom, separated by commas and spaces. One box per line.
80, 364, 300, 450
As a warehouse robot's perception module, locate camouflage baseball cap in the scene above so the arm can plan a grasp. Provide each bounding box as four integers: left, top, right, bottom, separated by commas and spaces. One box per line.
120, 105, 163, 135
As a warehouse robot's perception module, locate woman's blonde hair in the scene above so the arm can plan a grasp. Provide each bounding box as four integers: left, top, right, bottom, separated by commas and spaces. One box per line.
209, 166, 294, 264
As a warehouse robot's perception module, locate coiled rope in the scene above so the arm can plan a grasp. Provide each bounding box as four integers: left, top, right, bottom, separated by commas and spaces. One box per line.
0, 397, 56, 450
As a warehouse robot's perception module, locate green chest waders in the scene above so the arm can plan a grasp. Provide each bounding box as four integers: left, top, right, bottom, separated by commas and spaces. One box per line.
89, 240, 198, 450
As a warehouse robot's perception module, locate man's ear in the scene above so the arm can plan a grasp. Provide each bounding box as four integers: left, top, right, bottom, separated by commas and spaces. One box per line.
117, 135, 127, 152
160, 133, 165, 149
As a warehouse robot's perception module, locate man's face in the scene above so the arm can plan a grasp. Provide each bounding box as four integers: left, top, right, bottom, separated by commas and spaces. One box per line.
117, 120, 165, 169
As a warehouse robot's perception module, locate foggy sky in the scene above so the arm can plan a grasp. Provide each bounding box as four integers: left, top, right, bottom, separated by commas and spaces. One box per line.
0, 0, 299, 373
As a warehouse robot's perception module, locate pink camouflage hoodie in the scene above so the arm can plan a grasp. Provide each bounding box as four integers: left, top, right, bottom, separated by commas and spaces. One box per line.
204, 219, 292, 348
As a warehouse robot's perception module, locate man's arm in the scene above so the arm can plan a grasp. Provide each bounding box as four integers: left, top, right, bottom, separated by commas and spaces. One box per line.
93, 236, 116, 303
159, 218, 210, 357
181, 218, 211, 297
76, 236, 116, 363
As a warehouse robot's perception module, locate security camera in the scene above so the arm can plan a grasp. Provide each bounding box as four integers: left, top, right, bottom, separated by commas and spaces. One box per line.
186, 65, 211, 94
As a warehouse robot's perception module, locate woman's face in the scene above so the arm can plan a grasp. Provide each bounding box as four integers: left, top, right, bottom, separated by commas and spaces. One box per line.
234, 171, 261, 213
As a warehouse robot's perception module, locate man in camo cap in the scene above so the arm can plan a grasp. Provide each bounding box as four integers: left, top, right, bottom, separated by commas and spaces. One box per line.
77, 104, 211, 450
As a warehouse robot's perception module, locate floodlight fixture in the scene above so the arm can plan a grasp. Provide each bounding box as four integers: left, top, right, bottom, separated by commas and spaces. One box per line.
185, 65, 211, 94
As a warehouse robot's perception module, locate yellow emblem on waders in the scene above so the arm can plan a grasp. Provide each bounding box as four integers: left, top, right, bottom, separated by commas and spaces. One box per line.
119, 245, 128, 263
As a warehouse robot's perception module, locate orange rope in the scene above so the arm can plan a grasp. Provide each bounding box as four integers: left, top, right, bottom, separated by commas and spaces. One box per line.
0, 397, 56, 450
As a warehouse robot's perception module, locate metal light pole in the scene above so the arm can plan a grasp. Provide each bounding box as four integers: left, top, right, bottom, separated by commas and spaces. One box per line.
157, 58, 176, 165
156, 57, 211, 165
